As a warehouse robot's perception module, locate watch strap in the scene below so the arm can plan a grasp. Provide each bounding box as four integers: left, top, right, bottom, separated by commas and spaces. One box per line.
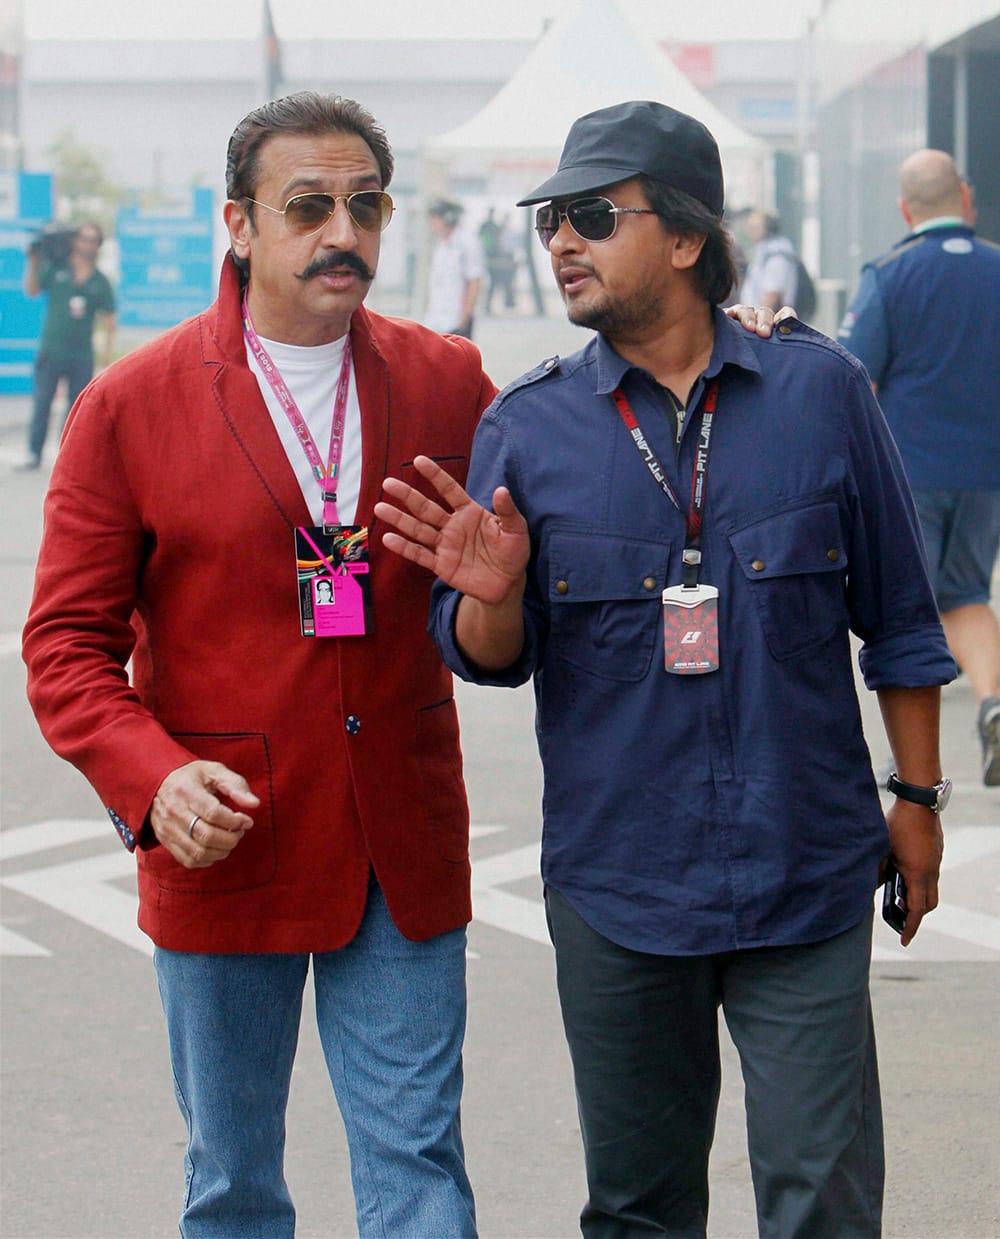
885, 772, 945, 809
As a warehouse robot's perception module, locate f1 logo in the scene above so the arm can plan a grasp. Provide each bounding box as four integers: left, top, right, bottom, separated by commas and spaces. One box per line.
681, 630, 702, 645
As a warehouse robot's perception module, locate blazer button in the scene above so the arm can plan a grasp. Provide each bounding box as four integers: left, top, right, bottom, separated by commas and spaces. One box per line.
345, 715, 361, 735
555, 580, 569, 595
751, 560, 766, 572
827, 548, 840, 562
642, 576, 657, 591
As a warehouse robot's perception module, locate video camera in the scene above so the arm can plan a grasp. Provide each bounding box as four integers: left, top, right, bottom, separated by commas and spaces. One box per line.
28, 224, 76, 267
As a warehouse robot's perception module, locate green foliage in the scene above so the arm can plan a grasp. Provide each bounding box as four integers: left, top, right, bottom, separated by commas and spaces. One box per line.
45, 128, 125, 233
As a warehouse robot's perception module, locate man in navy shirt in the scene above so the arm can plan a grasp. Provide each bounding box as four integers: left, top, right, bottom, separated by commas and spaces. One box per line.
839, 148, 1000, 785
377, 103, 954, 1238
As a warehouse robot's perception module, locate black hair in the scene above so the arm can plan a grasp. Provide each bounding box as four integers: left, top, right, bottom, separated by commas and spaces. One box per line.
75, 221, 104, 246
226, 92, 394, 227
637, 175, 738, 305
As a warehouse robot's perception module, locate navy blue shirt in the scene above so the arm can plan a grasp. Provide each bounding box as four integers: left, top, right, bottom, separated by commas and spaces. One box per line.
838, 221, 1000, 491
431, 310, 955, 955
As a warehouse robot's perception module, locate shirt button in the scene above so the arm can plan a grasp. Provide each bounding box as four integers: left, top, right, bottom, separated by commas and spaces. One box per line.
827, 548, 840, 562
345, 715, 361, 735
555, 580, 569, 595
642, 576, 657, 591
751, 559, 766, 572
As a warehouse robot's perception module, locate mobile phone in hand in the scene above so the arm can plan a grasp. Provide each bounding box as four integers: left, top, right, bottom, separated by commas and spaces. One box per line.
882, 860, 907, 933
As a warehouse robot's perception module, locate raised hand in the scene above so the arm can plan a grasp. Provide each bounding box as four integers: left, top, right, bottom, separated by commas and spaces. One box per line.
376, 455, 530, 604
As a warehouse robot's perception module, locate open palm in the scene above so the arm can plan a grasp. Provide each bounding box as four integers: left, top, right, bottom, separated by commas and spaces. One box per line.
376, 456, 529, 603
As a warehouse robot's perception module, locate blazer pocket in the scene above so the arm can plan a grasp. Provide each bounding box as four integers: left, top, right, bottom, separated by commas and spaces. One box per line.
547, 530, 671, 682
728, 501, 848, 661
415, 698, 470, 863
142, 732, 277, 893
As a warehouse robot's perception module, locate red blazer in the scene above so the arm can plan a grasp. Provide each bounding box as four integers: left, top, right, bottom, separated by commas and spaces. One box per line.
23, 259, 498, 953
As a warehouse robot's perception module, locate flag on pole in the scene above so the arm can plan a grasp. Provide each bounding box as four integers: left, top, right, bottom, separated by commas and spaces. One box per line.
263, 0, 284, 101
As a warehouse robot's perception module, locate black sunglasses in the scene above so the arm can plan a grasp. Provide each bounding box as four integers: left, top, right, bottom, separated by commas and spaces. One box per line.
246, 190, 394, 236
534, 196, 659, 249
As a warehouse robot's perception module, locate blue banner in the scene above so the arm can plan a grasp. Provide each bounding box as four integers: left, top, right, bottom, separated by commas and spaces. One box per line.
116, 188, 215, 328
0, 171, 53, 395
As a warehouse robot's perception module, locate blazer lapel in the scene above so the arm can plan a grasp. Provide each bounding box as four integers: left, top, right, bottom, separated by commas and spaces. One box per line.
210, 355, 313, 530
351, 307, 390, 524
200, 263, 312, 530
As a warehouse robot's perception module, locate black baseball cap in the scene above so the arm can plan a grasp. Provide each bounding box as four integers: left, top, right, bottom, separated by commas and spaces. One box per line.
517, 100, 724, 216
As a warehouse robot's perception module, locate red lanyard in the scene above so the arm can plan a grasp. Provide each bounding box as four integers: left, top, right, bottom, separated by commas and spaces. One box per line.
242, 291, 353, 531
611, 378, 719, 587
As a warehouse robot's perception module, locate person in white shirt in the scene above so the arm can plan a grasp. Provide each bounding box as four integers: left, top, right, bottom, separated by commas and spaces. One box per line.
425, 199, 484, 339
739, 209, 799, 310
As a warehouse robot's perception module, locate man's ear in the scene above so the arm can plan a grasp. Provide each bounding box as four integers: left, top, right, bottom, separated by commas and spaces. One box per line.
671, 232, 707, 271
898, 196, 915, 230
224, 199, 253, 262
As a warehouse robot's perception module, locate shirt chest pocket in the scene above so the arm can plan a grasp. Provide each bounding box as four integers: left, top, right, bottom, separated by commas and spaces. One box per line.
727, 501, 848, 661
547, 530, 671, 681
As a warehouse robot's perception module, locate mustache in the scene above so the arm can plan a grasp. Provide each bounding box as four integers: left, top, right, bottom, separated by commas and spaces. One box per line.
295, 250, 376, 282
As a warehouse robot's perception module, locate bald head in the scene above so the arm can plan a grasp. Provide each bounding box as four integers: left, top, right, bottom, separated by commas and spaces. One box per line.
899, 149, 966, 226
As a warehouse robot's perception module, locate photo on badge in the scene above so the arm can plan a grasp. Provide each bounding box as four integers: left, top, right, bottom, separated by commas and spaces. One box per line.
295, 525, 374, 638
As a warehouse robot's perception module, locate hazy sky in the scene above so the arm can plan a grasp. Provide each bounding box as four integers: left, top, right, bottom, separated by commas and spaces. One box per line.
22, 0, 823, 44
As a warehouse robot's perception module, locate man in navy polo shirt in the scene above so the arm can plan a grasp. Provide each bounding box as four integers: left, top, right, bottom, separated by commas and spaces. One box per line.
378, 102, 955, 1238
839, 148, 1000, 785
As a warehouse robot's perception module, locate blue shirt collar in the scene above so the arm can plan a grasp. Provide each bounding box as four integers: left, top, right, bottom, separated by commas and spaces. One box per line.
592, 305, 762, 396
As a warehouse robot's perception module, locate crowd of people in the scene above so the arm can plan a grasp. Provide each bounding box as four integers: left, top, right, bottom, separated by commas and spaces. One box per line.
15, 85, 999, 1239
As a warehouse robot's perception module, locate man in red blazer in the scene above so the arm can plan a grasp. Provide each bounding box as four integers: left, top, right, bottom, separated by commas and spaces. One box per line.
22, 93, 495, 1238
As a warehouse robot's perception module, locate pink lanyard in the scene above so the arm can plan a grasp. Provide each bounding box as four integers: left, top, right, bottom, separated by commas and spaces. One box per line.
242, 291, 353, 530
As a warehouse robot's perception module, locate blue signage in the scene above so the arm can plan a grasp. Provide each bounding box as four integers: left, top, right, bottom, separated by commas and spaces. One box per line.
0, 171, 53, 394
116, 188, 215, 328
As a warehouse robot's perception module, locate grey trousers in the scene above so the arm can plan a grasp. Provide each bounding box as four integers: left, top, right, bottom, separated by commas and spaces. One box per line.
545, 888, 883, 1239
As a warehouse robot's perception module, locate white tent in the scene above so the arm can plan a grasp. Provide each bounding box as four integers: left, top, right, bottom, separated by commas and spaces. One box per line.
425, 0, 767, 210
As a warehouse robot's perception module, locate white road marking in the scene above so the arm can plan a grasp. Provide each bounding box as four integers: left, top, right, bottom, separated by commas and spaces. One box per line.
472, 841, 549, 945
0, 818, 112, 862
0, 924, 50, 956
2, 849, 150, 956
2, 823, 997, 961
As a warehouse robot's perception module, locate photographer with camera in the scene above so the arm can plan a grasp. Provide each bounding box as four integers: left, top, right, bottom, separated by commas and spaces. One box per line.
17, 221, 116, 471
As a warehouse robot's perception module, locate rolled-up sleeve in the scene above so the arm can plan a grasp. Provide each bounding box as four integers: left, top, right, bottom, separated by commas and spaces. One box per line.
840, 369, 956, 688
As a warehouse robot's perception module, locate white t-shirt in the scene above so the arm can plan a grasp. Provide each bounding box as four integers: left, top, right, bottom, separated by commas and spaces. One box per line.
739, 236, 799, 307
246, 333, 362, 526
425, 229, 485, 333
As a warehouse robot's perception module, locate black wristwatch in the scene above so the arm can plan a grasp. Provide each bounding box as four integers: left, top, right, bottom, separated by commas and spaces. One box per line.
885, 772, 952, 813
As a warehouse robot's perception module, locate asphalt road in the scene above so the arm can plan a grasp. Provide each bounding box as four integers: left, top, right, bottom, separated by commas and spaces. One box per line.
1, 309, 998, 1238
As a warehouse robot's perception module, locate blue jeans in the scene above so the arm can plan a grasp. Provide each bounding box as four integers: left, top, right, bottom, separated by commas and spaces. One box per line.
28, 351, 94, 460
154, 879, 476, 1238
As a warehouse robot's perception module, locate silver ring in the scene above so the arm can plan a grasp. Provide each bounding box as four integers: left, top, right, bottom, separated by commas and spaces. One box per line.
187, 814, 200, 838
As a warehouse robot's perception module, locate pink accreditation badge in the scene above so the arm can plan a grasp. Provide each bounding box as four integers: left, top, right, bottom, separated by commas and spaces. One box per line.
661, 583, 720, 674
295, 525, 373, 638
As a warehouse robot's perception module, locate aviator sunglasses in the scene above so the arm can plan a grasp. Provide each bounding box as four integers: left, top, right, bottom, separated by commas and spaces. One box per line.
534, 196, 658, 250
245, 190, 395, 236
